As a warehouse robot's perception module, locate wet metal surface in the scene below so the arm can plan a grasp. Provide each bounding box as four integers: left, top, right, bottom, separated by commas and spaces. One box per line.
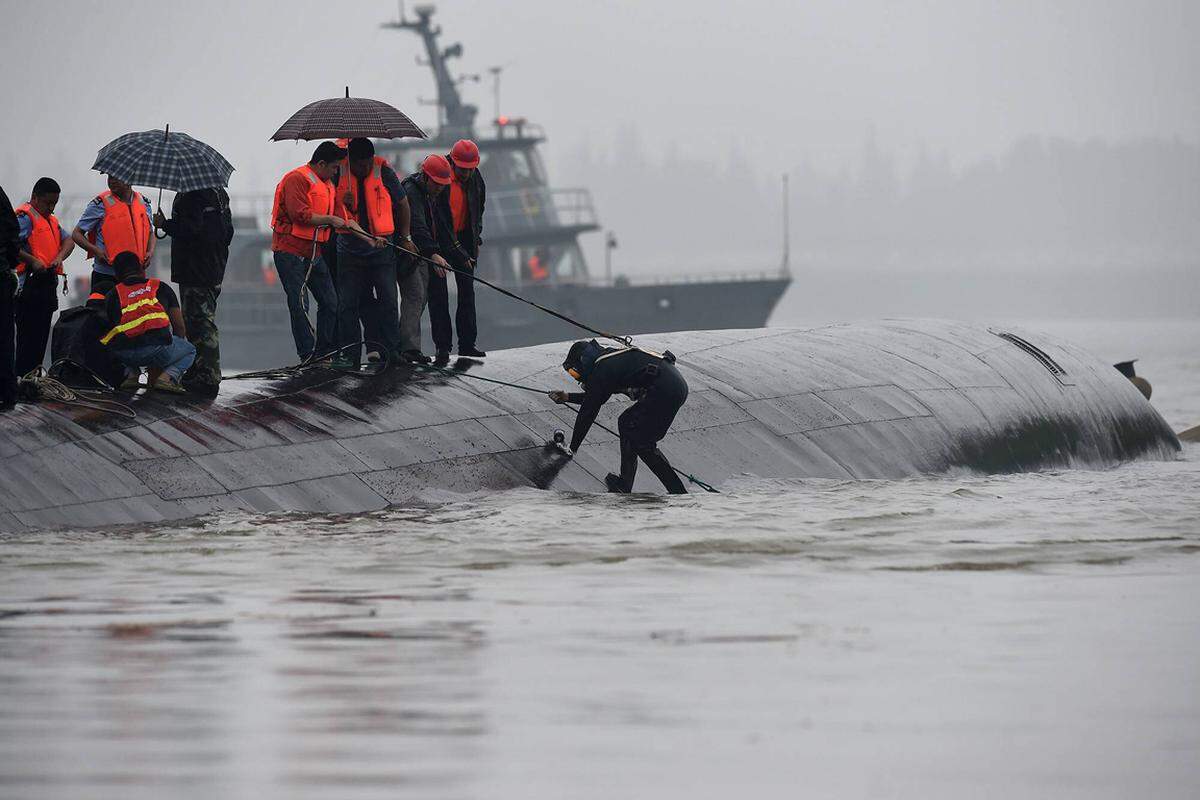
0, 320, 1179, 532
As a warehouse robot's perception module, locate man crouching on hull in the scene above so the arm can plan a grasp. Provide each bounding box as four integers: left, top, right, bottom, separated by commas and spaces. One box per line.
549, 340, 688, 494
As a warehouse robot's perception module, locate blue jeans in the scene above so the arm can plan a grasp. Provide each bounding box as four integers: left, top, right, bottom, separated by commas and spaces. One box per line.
273, 250, 338, 360
112, 335, 196, 380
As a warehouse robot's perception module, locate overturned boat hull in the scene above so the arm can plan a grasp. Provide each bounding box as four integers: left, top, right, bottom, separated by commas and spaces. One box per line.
0, 320, 1179, 532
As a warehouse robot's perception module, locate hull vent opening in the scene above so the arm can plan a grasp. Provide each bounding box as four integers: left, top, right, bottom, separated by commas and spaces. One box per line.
994, 332, 1068, 379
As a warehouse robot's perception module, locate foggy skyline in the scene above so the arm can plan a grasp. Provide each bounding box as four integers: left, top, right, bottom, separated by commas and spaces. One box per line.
2, 0, 1198, 309
4, 0, 1198, 190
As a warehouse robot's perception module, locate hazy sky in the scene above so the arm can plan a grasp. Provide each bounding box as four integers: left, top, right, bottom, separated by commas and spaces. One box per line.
3, 0, 1198, 200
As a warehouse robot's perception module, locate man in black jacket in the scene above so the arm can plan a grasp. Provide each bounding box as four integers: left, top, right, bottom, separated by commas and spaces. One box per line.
397, 156, 454, 363
549, 340, 688, 494
0, 186, 19, 410
153, 187, 233, 397
430, 139, 487, 362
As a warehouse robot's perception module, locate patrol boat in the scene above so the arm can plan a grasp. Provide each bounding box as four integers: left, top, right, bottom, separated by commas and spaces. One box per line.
144, 4, 792, 370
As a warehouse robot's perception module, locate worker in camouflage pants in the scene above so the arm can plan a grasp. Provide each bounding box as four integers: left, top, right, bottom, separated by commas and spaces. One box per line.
180, 286, 221, 390
154, 188, 233, 398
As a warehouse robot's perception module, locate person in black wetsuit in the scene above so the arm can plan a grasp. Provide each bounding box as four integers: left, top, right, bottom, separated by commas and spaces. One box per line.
549, 339, 688, 494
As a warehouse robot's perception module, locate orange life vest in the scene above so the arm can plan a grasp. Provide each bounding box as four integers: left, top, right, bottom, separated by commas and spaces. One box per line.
449, 177, 468, 233
336, 156, 395, 237
271, 165, 336, 243
89, 190, 151, 264
14, 203, 64, 275
528, 254, 548, 282
100, 278, 171, 346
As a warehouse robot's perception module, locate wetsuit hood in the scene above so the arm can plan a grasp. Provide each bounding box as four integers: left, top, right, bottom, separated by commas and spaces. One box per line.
564, 339, 605, 380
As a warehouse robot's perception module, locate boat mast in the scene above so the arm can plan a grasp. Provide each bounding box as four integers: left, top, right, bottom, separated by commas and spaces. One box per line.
381, 3, 477, 138
780, 173, 791, 274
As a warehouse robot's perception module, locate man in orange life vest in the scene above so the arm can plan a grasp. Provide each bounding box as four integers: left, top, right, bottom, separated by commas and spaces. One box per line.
331, 138, 409, 367
101, 251, 195, 393
70, 174, 155, 294
270, 141, 364, 361
14, 178, 75, 376
430, 139, 487, 363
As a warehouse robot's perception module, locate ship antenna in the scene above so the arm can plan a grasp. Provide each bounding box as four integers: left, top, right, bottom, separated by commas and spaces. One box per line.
780, 172, 791, 274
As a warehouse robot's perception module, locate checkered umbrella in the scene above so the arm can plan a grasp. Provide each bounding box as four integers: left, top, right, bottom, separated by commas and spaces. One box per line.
271, 88, 426, 141
92, 126, 234, 192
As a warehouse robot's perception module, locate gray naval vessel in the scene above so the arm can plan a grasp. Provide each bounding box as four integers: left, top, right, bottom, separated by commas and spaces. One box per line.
143, 4, 791, 370
0, 320, 1180, 532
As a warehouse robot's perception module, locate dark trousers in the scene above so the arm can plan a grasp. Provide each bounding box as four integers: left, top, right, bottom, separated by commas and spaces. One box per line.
14, 271, 58, 376
336, 247, 400, 364
427, 264, 477, 353
179, 285, 221, 386
273, 250, 337, 360
615, 363, 689, 494
0, 271, 16, 405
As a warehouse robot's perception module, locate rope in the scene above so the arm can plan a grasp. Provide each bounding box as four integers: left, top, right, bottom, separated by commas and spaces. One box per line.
226, 340, 394, 381
414, 361, 719, 493
366, 233, 632, 346
19, 366, 138, 419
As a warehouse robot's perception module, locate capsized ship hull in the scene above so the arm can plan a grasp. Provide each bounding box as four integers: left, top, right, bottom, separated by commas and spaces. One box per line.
0, 320, 1179, 532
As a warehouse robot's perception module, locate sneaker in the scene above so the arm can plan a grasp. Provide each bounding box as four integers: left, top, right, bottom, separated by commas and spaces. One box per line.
401, 350, 432, 365
120, 370, 143, 391
458, 346, 487, 359
152, 375, 187, 394
365, 350, 382, 364
433, 350, 451, 366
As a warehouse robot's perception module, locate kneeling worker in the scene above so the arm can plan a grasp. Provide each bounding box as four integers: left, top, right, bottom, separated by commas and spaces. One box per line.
549, 340, 688, 494
101, 252, 195, 393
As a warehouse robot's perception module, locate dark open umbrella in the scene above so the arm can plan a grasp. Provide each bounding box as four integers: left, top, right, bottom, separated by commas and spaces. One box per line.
92, 126, 234, 192
270, 87, 426, 141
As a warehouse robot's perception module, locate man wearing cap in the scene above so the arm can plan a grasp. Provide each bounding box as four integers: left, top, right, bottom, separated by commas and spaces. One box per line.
397, 155, 455, 364
70, 175, 155, 292
330, 138, 410, 368
430, 139, 487, 362
270, 141, 364, 361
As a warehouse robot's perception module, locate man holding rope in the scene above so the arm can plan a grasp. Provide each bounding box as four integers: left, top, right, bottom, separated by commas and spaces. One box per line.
398, 155, 455, 364
270, 141, 364, 362
550, 340, 689, 494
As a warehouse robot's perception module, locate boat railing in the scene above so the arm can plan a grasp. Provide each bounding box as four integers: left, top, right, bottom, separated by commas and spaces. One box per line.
485, 187, 598, 235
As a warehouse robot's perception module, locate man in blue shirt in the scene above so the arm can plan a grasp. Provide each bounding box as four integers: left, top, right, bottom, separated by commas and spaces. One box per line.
70, 175, 155, 293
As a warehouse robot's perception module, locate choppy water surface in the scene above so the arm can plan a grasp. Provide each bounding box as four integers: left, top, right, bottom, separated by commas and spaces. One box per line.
2, 320, 1199, 799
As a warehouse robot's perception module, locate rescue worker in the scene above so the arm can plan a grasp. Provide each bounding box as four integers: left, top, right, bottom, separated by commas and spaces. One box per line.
430, 138, 487, 362
153, 187, 233, 397
331, 138, 408, 367
270, 141, 363, 361
549, 340, 688, 494
101, 252, 195, 394
70, 175, 155, 291
14, 178, 74, 376
398, 155, 455, 364
0, 185, 18, 410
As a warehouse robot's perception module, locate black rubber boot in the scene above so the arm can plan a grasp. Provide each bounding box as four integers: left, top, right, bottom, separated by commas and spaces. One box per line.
617, 437, 640, 491
640, 447, 688, 494
605, 473, 628, 493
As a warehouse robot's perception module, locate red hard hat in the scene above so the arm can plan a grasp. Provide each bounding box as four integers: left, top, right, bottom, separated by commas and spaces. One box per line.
449, 139, 480, 169
421, 154, 453, 185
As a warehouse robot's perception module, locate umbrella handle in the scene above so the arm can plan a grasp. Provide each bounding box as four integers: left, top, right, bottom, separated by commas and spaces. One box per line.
153, 186, 168, 239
